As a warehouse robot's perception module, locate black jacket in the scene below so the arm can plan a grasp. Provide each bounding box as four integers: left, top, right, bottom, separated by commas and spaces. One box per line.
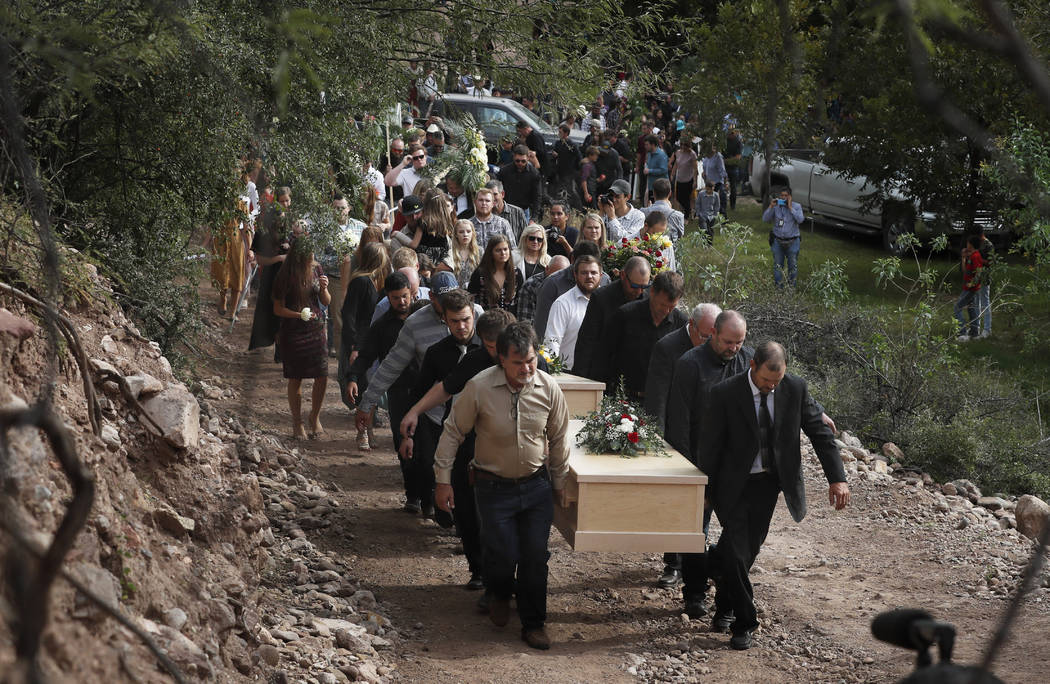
699, 371, 846, 524
572, 281, 634, 380
497, 163, 542, 219
642, 325, 694, 432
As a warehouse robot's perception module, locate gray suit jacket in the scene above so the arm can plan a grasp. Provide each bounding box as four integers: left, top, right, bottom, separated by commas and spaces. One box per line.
699, 371, 845, 523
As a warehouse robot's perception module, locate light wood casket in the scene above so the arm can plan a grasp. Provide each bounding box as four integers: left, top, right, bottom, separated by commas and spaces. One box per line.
553, 420, 708, 552
554, 373, 605, 418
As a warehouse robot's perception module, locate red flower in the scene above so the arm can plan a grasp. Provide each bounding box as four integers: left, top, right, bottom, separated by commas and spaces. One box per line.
622, 237, 628, 244
620, 413, 630, 420
627, 432, 640, 443
656, 250, 663, 257
655, 260, 663, 268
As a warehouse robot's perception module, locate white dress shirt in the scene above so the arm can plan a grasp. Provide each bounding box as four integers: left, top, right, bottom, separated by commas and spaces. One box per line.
747, 369, 775, 474
544, 286, 591, 369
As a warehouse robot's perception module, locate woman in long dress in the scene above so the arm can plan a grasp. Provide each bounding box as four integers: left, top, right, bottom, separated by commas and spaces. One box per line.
249, 187, 292, 352
272, 240, 330, 439
210, 197, 250, 318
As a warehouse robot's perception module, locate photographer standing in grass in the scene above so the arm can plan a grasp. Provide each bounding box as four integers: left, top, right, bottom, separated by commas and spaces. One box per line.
762, 187, 805, 288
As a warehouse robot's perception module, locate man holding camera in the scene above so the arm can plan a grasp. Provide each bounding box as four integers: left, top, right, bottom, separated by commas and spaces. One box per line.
600, 178, 645, 241
762, 188, 805, 288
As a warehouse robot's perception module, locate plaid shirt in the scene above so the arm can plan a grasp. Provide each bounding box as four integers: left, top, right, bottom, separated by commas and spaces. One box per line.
515, 270, 549, 324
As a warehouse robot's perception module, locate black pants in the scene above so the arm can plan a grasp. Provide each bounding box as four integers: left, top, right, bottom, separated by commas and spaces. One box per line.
452, 434, 482, 576
675, 181, 694, 219
410, 416, 441, 506
729, 167, 743, 210
474, 473, 553, 630
715, 182, 728, 217
717, 473, 780, 635
387, 385, 416, 500
680, 506, 716, 601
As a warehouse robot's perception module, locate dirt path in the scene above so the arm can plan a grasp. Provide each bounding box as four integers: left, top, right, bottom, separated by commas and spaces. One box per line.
200, 288, 1050, 683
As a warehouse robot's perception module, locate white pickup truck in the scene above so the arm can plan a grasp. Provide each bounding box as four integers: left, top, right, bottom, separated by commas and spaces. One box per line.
749, 149, 1003, 254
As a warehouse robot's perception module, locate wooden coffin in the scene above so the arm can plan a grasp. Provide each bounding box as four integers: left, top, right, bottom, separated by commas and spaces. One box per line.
553, 373, 605, 418
553, 420, 708, 552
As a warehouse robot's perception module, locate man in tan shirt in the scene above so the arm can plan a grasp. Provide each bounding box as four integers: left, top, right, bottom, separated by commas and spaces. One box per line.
434, 322, 570, 650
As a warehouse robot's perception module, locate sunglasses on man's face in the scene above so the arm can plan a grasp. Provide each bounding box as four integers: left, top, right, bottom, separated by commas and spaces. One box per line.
629, 281, 652, 290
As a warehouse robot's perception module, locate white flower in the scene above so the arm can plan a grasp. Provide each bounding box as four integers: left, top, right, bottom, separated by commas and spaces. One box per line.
300, 307, 312, 321
618, 419, 634, 433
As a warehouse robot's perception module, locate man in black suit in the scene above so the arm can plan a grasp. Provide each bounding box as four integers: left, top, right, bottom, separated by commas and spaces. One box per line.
699, 341, 850, 650
572, 256, 651, 380
644, 302, 720, 588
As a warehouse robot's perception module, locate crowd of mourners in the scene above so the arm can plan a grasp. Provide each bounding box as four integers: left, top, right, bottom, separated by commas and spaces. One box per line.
208, 73, 853, 654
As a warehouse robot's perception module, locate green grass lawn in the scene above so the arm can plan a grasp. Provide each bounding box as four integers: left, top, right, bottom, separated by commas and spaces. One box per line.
694, 196, 1050, 379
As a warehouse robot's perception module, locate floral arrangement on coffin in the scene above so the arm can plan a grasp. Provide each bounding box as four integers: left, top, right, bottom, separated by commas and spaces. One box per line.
537, 345, 566, 375
575, 381, 667, 458
601, 233, 674, 276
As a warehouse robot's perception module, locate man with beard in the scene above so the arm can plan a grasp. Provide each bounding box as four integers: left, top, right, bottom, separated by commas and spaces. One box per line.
433, 322, 570, 651
543, 255, 602, 372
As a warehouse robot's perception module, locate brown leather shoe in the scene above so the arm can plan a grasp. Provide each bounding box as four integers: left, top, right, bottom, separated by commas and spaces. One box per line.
521, 627, 551, 650
489, 598, 510, 627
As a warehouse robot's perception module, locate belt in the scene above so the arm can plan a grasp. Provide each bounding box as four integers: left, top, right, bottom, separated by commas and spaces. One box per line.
472, 467, 547, 485
748, 470, 777, 480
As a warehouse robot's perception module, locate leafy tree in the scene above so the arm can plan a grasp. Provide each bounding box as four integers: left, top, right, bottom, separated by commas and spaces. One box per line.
1, 0, 668, 365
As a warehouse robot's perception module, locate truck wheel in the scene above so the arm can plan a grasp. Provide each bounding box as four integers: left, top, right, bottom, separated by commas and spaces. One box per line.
882, 209, 913, 256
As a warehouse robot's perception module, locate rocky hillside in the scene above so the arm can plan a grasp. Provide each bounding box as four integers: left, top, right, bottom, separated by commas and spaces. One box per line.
0, 266, 398, 682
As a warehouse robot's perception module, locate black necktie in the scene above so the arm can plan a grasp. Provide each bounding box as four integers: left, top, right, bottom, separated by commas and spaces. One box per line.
759, 392, 774, 472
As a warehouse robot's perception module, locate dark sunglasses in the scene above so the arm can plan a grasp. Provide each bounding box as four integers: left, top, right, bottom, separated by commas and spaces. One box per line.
411, 154, 426, 160
527, 235, 544, 242
629, 281, 652, 290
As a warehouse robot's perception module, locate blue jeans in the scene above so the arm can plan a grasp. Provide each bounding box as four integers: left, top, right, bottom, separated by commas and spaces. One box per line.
954, 289, 979, 337
978, 285, 991, 334
474, 472, 553, 630
771, 236, 800, 287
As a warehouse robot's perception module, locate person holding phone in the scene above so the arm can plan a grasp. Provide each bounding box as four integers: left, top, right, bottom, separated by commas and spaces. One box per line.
762, 187, 805, 288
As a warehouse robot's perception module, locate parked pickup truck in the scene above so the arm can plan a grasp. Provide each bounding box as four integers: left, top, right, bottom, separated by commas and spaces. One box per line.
749, 148, 1005, 254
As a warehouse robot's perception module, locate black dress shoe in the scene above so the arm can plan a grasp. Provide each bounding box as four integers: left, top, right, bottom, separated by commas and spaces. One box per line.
711, 610, 736, 633
684, 598, 708, 620
465, 572, 484, 591
658, 566, 683, 588
489, 597, 511, 627
420, 500, 435, 518
730, 629, 753, 650
403, 498, 421, 514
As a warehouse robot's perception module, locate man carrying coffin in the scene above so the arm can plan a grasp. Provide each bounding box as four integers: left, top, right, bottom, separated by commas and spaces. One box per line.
433, 322, 570, 651
699, 341, 849, 650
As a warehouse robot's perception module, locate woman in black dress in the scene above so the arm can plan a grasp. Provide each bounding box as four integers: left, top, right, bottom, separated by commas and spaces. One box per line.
272, 239, 330, 439
468, 234, 523, 315
340, 241, 390, 451
249, 186, 292, 353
